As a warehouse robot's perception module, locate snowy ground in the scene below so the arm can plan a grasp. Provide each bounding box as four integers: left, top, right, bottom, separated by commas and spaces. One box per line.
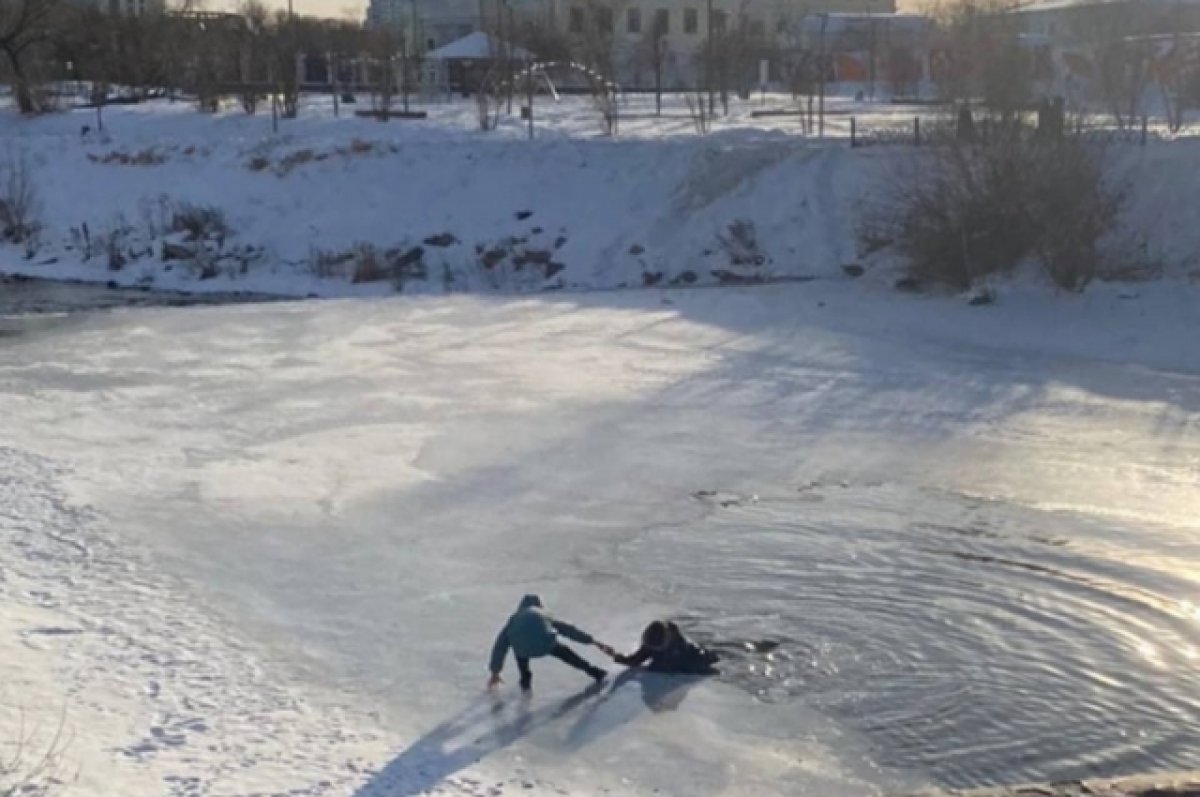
1, 277, 1198, 796
0, 93, 1197, 298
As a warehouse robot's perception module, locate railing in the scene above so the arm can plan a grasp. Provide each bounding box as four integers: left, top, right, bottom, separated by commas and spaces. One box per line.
849, 115, 1167, 148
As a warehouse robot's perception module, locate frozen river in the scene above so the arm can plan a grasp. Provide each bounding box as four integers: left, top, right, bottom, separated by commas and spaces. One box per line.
1, 280, 1197, 797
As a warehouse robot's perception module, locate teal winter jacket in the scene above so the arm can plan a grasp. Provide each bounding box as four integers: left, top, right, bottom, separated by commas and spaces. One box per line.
489, 594, 594, 674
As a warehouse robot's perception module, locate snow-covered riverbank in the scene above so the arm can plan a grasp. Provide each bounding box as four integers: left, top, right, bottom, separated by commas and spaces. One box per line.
1, 96, 1198, 299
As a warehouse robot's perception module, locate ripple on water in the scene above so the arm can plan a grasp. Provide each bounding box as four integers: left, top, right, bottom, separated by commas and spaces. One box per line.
620, 483, 1200, 789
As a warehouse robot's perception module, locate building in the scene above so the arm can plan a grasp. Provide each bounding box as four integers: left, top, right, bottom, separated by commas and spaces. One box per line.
801, 13, 932, 95
551, 0, 901, 89
367, 0, 546, 52
372, 0, 900, 86
77, 0, 164, 15
1010, 0, 1200, 106
1013, 0, 1200, 42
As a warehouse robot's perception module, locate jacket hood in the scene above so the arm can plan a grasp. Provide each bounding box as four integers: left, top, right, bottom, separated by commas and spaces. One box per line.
518, 594, 544, 610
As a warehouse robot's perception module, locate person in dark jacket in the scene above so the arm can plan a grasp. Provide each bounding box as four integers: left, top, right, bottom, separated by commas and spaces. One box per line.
488, 594, 608, 692
606, 620, 719, 675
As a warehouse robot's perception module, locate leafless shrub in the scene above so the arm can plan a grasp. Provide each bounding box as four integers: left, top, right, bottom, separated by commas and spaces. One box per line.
310, 242, 423, 288
685, 91, 711, 135
0, 151, 41, 246
69, 224, 96, 261
350, 243, 386, 283
171, 203, 229, 244
105, 227, 129, 271
87, 149, 167, 167
246, 155, 271, 172
310, 247, 354, 279
276, 148, 316, 175
0, 706, 74, 797
717, 219, 765, 267
863, 136, 1124, 291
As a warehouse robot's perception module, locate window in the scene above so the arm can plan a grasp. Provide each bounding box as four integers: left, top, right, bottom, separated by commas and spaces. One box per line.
654, 8, 670, 34
569, 6, 584, 33
628, 7, 642, 34
684, 7, 698, 34
711, 9, 727, 34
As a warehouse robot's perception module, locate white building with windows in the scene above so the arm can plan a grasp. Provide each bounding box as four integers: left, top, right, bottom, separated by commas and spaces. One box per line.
370, 0, 898, 85
367, 0, 549, 52
79, 0, 163, 15
556, 0, 896, 88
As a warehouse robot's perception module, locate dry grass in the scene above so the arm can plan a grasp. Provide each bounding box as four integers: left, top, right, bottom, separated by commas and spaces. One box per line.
87, 149, 167, 167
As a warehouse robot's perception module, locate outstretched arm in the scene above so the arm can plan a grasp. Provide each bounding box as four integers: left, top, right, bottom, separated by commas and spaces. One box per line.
615, 646, 652, 668
488, 628, 511, 679
550, 619, 595, 645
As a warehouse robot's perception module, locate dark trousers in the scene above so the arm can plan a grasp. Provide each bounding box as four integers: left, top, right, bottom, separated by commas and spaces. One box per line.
516, 643, 596, 689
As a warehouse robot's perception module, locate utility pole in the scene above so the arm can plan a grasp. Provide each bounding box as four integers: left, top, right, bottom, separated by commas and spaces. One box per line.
818, 12, 828, 139
867, 3, 876, 102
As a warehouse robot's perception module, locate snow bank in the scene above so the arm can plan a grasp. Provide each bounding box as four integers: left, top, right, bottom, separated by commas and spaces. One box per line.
0, 98, 1196, 298
0, 105, 881, 296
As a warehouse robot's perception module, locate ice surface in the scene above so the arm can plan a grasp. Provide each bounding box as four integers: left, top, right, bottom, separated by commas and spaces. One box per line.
0, 282, 1198, 796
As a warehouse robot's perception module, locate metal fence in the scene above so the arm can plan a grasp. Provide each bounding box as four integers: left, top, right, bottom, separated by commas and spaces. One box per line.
849, 115, 1171, 149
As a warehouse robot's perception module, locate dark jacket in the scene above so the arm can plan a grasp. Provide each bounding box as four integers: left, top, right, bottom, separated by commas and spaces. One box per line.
616, 621, 719, 675
489, 595, 594, 674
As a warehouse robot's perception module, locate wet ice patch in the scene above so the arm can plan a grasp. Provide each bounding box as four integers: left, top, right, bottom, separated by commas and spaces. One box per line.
623, 483, 1200, 787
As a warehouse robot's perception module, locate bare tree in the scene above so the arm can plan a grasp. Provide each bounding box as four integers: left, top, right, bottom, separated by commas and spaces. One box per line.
396, 24, 422, 113
367, 25, 398, 120
927, 0, 1032, 120
688, 1, 765, 116
0, 0, 61, 114
1072, 5, 1156, 129
475, 70, 503, 131
887, 46, 923, 99
575, 0, 623, 82
637, 8, 670, 115
269, 9, 299, 118
589, 68, 619, 135
513, 7, 572, 63
1158, 38, 1200, 133
237, 1, 270, 114
685, 85, 710, 133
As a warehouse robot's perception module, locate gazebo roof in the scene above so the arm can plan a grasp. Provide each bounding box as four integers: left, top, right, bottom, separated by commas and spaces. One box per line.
426, 32, 533, 61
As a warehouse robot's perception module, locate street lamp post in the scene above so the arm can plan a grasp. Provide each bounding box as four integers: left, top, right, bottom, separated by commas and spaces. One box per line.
706, 0, 715, 116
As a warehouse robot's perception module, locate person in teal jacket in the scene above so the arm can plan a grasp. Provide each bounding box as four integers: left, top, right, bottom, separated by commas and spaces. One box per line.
487, 595, 608, 692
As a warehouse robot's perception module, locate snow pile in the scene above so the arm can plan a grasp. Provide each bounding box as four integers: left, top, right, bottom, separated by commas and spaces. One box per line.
0, 107, 877, 296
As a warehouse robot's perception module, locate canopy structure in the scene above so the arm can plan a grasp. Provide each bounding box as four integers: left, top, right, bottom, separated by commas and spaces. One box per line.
426, 32, 533, 61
